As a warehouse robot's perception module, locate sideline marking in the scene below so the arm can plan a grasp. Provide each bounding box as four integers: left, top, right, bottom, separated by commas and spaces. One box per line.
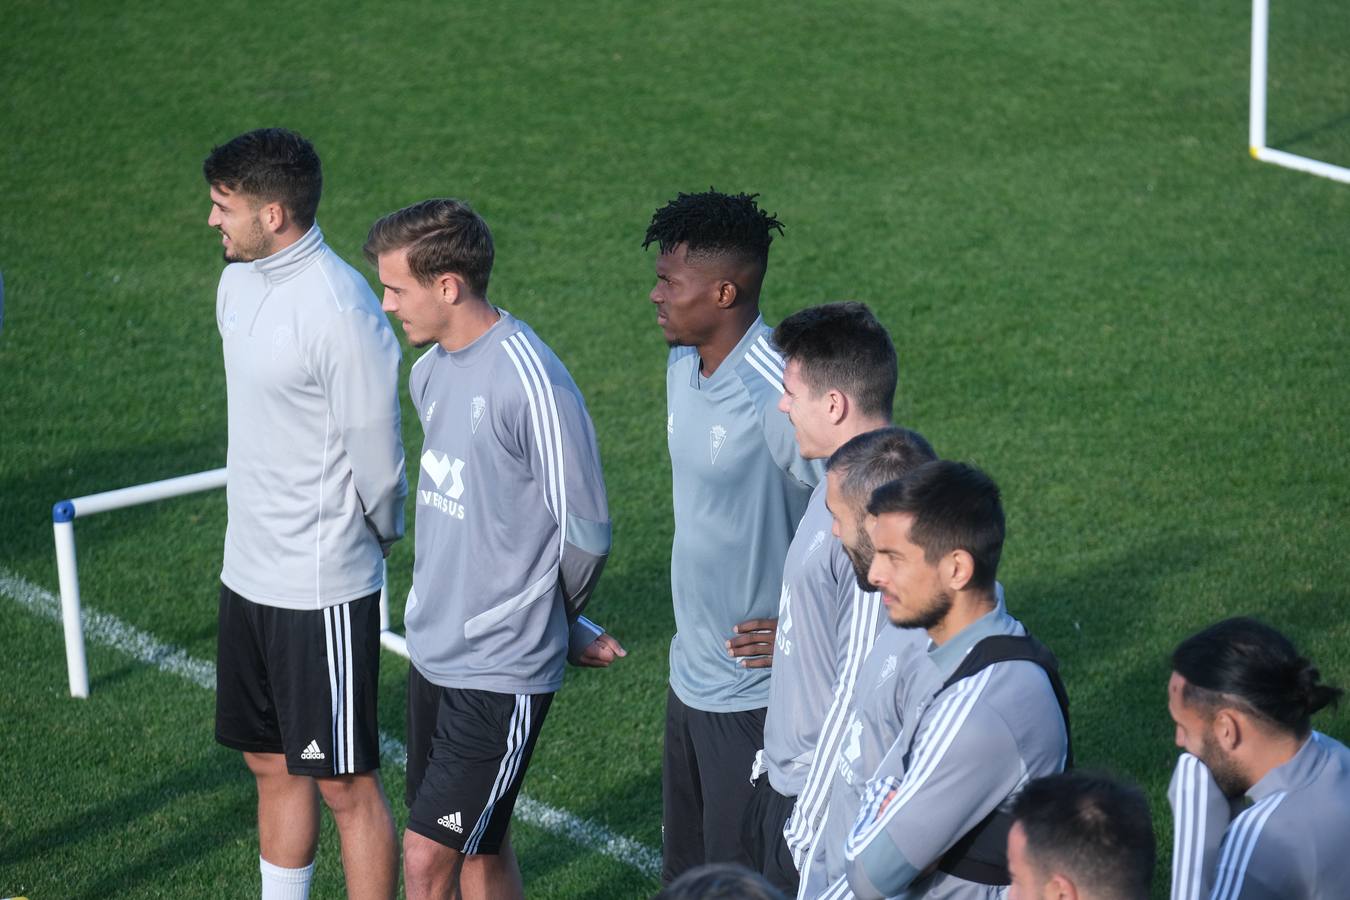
0, 567, 661, 879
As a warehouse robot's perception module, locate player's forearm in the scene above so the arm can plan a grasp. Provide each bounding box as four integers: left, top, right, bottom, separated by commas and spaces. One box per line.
846, 832, 922, 899
344, 421, 408, 545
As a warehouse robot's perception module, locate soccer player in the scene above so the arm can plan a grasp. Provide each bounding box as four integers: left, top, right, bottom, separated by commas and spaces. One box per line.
1167, 617, 1349, 900
747, 303, 920, 893
1006, 771, 1155, 900
206, 128, 406, 900
366, 198, 621, 900
790, 429, 941, 897
644, 189, 821, 881
828, 460, 1069, 899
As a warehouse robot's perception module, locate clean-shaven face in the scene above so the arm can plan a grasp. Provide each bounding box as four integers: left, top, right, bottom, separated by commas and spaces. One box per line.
866, 511, 952, 629
1005, 822, 1051, 900
207, 185, 271, 262
650, 243, 724, 348
778, 358, 835, 459
377, 248, 450, 349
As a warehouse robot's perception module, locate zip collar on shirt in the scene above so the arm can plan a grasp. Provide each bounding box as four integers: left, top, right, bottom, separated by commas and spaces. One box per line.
253, 224, 325, 285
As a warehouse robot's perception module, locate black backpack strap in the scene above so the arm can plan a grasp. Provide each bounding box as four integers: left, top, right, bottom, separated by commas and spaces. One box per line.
926, 634, 1072, 886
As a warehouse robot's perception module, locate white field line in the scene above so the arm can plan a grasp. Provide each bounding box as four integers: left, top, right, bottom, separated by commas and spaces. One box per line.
0, 567, 661, 880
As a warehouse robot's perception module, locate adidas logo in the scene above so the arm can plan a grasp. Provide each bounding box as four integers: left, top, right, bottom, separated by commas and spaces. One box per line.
300, 740, 325, 761
438, 811, 464, 833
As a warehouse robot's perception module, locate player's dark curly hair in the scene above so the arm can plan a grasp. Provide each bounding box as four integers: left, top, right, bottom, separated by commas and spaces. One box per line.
642, 189, 784, 269
203, 128, 323, 229
1172, 616, 1342, 738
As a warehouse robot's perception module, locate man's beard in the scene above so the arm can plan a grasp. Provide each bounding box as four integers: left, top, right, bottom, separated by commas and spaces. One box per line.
844, 532, 876, 592
222, 219, 270, 262
1200, 731, 1251, 799
890, 588, 954, 631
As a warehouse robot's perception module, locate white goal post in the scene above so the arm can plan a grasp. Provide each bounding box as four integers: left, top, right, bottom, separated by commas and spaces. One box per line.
52, 467, 407, 698
1250, 0, 1350, 183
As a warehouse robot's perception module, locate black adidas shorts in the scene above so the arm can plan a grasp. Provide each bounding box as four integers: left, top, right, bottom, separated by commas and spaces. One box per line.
215, 582, 383, 777
405, 666, 553, 855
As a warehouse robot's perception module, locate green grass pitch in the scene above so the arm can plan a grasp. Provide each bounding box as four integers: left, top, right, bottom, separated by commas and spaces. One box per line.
1, 1, 1347, 897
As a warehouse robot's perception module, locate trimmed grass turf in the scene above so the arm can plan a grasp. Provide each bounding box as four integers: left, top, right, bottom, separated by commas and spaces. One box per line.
2, 0, 1348, 896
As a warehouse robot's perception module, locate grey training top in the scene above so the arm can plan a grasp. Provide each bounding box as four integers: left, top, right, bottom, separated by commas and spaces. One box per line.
217, 224, 406, 610
764, 481, 887, 797
1169, 731, 1350, 900
667, 317, 821, 713
405, 310, 610, 695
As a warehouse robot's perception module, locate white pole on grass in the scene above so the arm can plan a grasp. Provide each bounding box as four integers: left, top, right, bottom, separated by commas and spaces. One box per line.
1249, 0, 1268, 156
51, 467, 228, 698
1248, 0, 1350, 184
52, 514, 89, 698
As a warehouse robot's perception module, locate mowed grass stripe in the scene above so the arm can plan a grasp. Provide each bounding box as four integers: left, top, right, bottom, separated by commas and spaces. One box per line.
0, 567, 662, 880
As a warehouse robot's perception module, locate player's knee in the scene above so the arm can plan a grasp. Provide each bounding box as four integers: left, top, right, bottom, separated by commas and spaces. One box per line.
316, 772, 383, 817
404, 830, 460, 886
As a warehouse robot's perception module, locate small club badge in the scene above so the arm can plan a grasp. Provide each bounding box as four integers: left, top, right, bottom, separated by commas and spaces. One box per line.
709, 425, 728, 464
471, 396, 486, 434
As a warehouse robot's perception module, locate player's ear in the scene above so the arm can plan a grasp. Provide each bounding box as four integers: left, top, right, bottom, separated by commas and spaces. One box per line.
259, 200, 286, 234
715, 279, 738, 309
944, 549, 976, 592
1046, 873, 1078, 900
827, 389, 849, 424
437, 272, 461, 304
1214, 708, 1241, 751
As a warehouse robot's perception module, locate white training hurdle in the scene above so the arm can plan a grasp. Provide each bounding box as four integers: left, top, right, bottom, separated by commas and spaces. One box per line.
1249, 0, 1350, 184
52, 468, 405, 698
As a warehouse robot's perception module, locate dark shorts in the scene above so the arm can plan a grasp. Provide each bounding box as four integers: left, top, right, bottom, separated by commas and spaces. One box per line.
215, 582, 383, 777
405, 666, 553, 855
742, 772, 801, 895
661, 687, 766, 883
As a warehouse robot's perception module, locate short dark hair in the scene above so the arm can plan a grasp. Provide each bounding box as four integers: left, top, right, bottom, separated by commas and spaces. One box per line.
202, 128, 323, 229
1011, 771, 1155, 900
652, 863, 786, 900
867, 460, 1004, 589
363, 198, 495, 296
827, 427, 937, 515
642, 189, 783, 271
1172, 617, 1342, 738
773, 302, 898, 419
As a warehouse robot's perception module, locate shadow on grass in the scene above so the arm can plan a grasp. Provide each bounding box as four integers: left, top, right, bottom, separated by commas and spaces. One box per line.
1277, 111, 1350, 153
0, 753, 252, 896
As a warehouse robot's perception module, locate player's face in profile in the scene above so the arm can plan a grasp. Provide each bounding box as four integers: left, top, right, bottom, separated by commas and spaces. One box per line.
208, 185, 271, 262
650, 243, 723, 348
778, 359, 834, 459
1005, 822, 1048, 900
826, 470, 875, 591
1167, 672, 1250, 798
377, 248, 450, 349
867, 512, 952, 629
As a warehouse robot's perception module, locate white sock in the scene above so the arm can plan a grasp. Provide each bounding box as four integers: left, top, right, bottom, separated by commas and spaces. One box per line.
260, 855, 314, 900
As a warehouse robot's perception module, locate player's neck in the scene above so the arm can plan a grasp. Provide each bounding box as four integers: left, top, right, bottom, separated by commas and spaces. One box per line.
697, 305, 760, 377
825, 414, 892, 456
1244, 730, 1309, 790
927, 588, 997, 647
439, 299, 500, 352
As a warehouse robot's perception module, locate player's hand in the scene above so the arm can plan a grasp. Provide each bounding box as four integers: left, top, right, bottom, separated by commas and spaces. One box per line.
727, 618, 777, 668
575, 632, 627, 668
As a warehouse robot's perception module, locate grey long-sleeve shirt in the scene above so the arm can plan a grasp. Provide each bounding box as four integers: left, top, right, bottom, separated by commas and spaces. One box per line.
405, 310, 610, 695
1169, 732, 1350, 900
217, 224, 406, 610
